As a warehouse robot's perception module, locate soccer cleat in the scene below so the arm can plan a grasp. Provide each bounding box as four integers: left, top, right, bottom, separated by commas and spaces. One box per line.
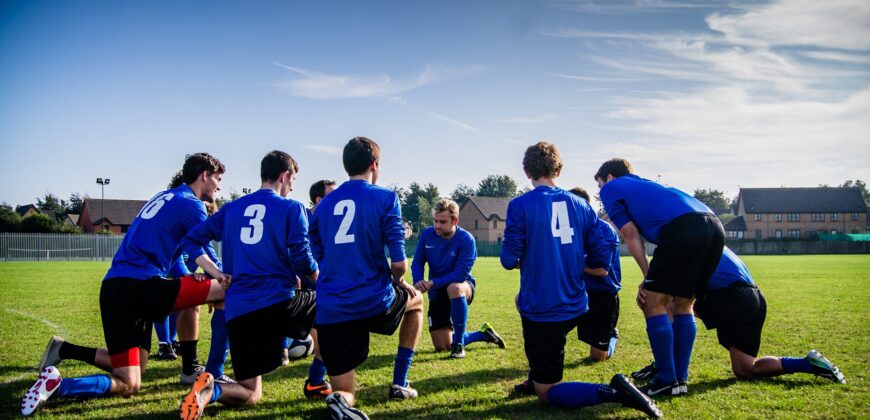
481, 322, 506, 349
180, 365, 206, 385
304, 378, 333, 399
806, 350, 846, 384
388, 383, 418, 400
513, 379, 535, 396
37, 336, 65, 372
21, 366, 62, 416
179, 372, 214, 420
610, 374, 663, 418
214, 374, 236, 384
631, 361, 659, 382
326, 392, 369, 420
281, 348, 290, 366
677, 380, 688, 395
155, 343, 179, 361
448, 343, 466, 359
639, 379, 684, 397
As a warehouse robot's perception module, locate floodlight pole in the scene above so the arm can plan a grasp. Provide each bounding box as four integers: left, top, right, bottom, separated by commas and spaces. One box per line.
96, 178, 110, 233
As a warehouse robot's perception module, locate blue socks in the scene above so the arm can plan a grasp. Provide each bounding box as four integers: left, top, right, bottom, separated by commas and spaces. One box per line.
393, 346, 415, 387
545, 382, 618, 408
781, 357, 814, 374
308, 357, 328, 386
205, 309, 229, 377
155, 315, 170, 344
672, 314, 696, 382
463, 331, 487, 345
169, 312, 178, 342
210, 382, 222, 403
646, 314, 676, 384
58, 375, 111, 399
450, 297, 469, 346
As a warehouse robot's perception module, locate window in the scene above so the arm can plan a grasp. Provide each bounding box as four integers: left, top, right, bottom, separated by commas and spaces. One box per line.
493, 219, 498, 229
775, 213, 782, 222
788, 213, 800, 222
775, 229, 783, 238
728, 231, 739, 238
474, 220, 478, 230
831, 213, 838, 222
755, 229, 762, 239
805, 230, 818, 238
788, 229, 800, 238
852, 213, 860, 221
831, 230, 838, 235
754, 213, 761, 221
811, 213, 825, 222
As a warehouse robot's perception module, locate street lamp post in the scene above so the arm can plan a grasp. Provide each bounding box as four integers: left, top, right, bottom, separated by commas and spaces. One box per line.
96, 178, 110, 232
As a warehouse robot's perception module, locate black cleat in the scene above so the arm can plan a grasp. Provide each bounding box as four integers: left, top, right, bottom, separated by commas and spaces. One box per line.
610, 374, 663, 418
631, 361, 658, 382
639, 379, 684, 397
448, 343, 466, 359
513, 379, 535, 396
326, 392, 369, 420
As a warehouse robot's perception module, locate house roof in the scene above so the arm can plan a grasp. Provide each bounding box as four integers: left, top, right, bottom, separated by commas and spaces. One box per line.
15, 204, 38, 216
723, 216, 746, 231
462, 196, 510, 220
83, 198, 147, 226
66, 214, 80, 225
740, 188, 868, 213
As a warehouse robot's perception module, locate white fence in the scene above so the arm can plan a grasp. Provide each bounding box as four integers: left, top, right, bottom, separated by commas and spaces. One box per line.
0, 233, 222, 262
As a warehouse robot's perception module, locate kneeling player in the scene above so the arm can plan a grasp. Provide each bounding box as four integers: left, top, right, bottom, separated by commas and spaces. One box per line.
412, 198, 505, 359
632, 247, 846, 385
176, 151, 322, 419
23, 153, 228, 416
502, 142, 661, 418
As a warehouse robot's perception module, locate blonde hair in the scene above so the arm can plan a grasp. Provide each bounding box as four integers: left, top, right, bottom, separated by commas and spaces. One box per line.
432, 198, 460, 220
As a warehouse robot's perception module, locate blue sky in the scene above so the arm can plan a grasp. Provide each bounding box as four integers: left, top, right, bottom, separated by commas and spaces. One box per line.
1, 0, 868, 207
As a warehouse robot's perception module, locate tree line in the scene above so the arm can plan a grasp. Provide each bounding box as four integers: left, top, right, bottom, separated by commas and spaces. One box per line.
0, 192, 87, 233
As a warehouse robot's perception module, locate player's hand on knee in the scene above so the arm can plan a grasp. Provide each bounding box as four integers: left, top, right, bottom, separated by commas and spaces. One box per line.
636, 281, 647, 308
396, 279, 419, 298
192, 273, 208, 282
217, 273, 232, 289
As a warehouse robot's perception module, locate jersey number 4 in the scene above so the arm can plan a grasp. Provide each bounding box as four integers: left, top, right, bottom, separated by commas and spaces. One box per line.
334, 199, 356, 244
240, 204, 266, 245
551, 201, 575, 244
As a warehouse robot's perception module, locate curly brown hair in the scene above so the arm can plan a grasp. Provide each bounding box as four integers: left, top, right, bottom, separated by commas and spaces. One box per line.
522, 141, 563, 180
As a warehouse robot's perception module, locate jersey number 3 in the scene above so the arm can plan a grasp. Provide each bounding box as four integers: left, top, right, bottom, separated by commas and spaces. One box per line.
334, 199, 356, 244
551, 201, 575, 244
241, 204, 266, 245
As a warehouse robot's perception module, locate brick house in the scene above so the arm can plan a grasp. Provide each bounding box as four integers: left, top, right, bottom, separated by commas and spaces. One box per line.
458, 196, 510, 242
78, 198, 147, 234
724, 187, 868, 239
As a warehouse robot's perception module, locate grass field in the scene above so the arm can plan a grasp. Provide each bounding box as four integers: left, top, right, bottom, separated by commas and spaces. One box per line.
1, 255, 868, 419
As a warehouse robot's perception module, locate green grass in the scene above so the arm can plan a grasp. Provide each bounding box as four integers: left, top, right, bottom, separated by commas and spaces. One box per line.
1, 256, 868, 419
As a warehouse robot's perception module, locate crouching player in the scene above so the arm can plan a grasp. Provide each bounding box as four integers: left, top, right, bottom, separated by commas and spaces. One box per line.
176, 150, 321, 419
412, 198, 505, 359
632, 247, 846, 385
502, 142, 661, 418
23, 153, 228, 416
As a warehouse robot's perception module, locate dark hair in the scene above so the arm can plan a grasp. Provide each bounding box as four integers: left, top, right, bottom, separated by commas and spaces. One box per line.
261, 150, 298, 182
594, 158, 633, 181
568, 187, 590, 202
343, 137, 380, 176
522, 141, 563, 180
168, 171, 184, 189
182, 153, 225, 185
309, 179, 337, 203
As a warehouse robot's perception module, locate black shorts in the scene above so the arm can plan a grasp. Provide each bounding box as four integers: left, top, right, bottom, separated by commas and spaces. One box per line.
427, 281, 476, 331
100, 277, 181, 357
316, 285, 410, 376
577, 292, 620, 350
645, 212, 725, 299
694, 284, 766, 357
521, 315, 582, 385
226, 290, 316, 381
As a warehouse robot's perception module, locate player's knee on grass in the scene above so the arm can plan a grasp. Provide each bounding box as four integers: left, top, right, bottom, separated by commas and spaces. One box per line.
589, 347, 608, 363
431, 328, 452, 351
729, 347, 757, 378
533, 381, 556, 404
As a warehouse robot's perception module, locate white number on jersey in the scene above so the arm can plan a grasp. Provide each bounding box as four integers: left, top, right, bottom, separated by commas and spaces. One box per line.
551, 201, 575, 244
240, 204, 266, 245
138, 192, 175, 220
334, 199, 356, 244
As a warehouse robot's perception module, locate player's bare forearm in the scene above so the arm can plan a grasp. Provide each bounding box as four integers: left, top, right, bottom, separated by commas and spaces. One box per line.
306, 270, 319, 284
391, 260, 407, 284
619, 222, 649, 278
195, 254, 223, 280
584, 267, 608, 277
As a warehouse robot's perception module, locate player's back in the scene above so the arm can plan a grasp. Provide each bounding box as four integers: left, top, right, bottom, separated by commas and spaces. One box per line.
502, 185, 607, 322
311, 180, 406, 324
707, 247, 755, 289
106, 184, 205, 281
582, 220, 622, 294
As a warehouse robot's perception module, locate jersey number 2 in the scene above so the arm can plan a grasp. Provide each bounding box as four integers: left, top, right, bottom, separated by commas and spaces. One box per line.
551, 201, 575, 244
334, 199, 356, 244
240, 204, 266, 245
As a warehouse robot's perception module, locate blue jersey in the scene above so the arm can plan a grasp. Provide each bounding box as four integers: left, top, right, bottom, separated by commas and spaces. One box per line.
180, 189, 317, 321
706, 247, 755, 290
105, 184, 207, 281
501, 186, 610, 322
600, 174, 712, 244
411, 226, 477, 295
581, 220, 622, 294
310, 180, 406, 324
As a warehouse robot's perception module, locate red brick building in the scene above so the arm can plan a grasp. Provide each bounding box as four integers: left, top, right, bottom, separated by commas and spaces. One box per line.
78, 198, 147, 234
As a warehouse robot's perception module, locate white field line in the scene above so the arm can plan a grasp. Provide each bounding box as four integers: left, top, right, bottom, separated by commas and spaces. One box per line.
1, 308, 69, 386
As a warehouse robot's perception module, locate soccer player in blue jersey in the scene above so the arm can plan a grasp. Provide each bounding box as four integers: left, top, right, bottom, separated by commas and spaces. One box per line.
22, 153, 229, 416
176, 150, 321, 419
311, 137, 424, 420
412, 198, 505, 359
569, 187, 622, 362
632, 247, 846, 385
502, 142, 661, 418
595, 158, 725, 397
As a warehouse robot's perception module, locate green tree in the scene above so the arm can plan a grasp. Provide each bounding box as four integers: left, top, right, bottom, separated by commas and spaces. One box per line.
400, 182, 440, 235
20, 214, 55, 233
0, 203, 21, 232
67, 192, 87, 215
36, 192, 67, 219
476, 174, 519, 198
450, 184, 475, 206
693, 188, 730, 215
840, 180, 869, 206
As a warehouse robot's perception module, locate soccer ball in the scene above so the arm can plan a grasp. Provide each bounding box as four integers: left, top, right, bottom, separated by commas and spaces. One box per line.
286, 335, 314, 360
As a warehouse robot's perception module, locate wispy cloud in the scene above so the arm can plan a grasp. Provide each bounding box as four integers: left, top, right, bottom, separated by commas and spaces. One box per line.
549, 73, 647, 82
305, 145, 342, 156
546, 0, 730, 14
389, 96, 478, 132
273, 63, 438, 99
800, 51, 870, 64
495, 114, 559, 124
